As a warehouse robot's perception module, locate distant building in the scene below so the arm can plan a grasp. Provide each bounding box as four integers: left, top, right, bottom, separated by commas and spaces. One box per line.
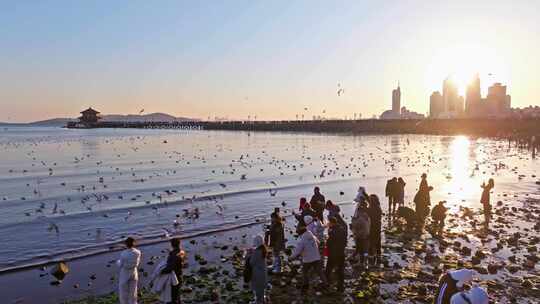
79, 108, 101, 124
442, 77, 463, 117
392, 84, 401, 116
400, 106, 425, 119
380, 84, 424, 119
430, 91, 443, 118
486, 83, 511, 117
465, 74, 482, 116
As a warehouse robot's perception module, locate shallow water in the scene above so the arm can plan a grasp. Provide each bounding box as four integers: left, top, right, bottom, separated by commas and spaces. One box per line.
0, 127, 538, 273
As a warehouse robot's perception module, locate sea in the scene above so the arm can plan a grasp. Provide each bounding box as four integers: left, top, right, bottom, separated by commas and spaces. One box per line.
0, 126, 538, 274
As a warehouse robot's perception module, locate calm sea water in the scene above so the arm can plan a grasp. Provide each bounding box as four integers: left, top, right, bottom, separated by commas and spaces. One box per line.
0, 126, 538, 272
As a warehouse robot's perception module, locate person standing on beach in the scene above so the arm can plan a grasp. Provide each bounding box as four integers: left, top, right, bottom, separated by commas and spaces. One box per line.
161, 238, 185, 304
118, 237, 141, 304
290, 224, 327, 295
265, 213, 285, 274
367, 194, 382, 266
385, 177, 398, 215
325, 216, 347, 292
325, 200, 341, 220
246, 235, 268, 303
480, 179, 494, 224
351, 199, 371, 269
298, 197, 308, 211
310, 187, 326, 222
395, 177, 406, 209
414, 173, 433, 227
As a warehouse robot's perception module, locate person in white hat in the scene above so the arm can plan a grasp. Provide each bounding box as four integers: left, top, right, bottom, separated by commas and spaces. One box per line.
304, 215, 325, 243
434, 269, 475, 304
450, 286, 489, 304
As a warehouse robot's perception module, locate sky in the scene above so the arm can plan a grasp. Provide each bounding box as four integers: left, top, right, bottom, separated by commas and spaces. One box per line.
1, 0, 539, 122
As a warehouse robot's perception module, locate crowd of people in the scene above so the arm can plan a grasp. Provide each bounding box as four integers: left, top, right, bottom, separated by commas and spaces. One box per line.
115, 174, 496, 304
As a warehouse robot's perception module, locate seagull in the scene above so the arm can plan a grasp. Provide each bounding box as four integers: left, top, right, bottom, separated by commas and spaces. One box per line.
139, 109, 145, 114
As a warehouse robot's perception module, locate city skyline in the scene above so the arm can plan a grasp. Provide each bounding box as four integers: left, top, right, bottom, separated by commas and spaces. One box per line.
2, 1, 540, 122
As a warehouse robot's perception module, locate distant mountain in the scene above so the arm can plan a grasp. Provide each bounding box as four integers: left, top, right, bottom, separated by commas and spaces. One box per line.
101, 113, 198, 122
21, 113, 198, 127
28, 118, 76, 126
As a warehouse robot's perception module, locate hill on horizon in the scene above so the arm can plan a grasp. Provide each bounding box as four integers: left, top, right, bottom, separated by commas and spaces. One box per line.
1, 113, 199, 127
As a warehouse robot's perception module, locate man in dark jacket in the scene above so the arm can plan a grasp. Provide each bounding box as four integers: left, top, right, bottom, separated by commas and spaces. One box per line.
310, 187, 326, 222
325, 217, 347, 292
385, 178, 398, 215
266, 213, 285, 273
161, 238, 184, 304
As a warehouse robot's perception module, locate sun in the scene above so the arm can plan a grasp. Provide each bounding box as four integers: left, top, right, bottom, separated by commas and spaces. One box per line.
424, 43, 510, 95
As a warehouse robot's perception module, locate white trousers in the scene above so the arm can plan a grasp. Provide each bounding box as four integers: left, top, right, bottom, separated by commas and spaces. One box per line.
119, 277, 138, 304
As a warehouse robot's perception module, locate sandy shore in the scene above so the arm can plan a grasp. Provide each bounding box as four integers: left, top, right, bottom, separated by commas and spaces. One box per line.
2, 188, 540, 304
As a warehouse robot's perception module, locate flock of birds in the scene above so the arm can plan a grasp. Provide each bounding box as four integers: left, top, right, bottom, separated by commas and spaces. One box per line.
0, 131, 531, 273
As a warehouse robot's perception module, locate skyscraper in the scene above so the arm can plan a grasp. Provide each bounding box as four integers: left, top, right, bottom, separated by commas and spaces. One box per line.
486, 83, 511, 116
442, 77, 459, 113
430, 91, 443, 118
465, 73, 481, 116
392, 83, 401, 116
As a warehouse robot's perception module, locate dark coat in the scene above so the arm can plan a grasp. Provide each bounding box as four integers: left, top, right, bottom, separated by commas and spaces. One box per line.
310, 193, 326, 220
431, 205, 447, 221
161, 248, 183, 281
266, 221, 285, 251
385, 179, 395, 197
368, 205, 382, 234
327, 224, 347, 258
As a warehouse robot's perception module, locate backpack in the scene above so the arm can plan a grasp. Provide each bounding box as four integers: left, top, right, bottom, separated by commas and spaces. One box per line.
243, 255, 252, 283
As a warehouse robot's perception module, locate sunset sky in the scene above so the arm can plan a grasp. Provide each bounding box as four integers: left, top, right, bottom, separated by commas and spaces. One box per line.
1, 1, 539, 122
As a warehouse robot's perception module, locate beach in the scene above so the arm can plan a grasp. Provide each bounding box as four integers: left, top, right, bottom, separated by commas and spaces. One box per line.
0, 127, 539, 303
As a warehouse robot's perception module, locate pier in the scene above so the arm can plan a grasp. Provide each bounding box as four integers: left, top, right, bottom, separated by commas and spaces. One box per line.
67, 118, 540, 137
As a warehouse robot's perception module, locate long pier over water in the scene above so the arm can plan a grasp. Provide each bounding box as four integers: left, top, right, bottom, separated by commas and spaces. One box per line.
67, 118, 540, 137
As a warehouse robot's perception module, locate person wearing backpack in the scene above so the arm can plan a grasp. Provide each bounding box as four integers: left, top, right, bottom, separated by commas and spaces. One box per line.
351, 199, 371, 269
245, 235, 268, 303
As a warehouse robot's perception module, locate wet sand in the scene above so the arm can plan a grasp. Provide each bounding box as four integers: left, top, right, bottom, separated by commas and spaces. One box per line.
2, 190, 539, 303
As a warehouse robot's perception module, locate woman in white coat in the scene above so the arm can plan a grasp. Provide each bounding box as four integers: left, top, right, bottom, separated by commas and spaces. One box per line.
118, 237, 142, 304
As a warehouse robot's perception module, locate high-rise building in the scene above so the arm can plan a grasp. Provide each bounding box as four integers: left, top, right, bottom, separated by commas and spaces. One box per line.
392, 84, 401, 116
442, 77, 461, 113
465, 73, 482, 116
486, 83, 511, 116
430, 91, 443, 118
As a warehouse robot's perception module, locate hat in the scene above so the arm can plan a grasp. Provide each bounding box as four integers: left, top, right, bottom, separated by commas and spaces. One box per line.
450, 287, 489, 304
252, 235, 264, 248
304, 215, 314, 226
449, 269, 475, 288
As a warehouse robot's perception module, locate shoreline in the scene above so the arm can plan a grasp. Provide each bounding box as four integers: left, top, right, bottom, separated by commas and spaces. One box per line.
2, 191, 539, 303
